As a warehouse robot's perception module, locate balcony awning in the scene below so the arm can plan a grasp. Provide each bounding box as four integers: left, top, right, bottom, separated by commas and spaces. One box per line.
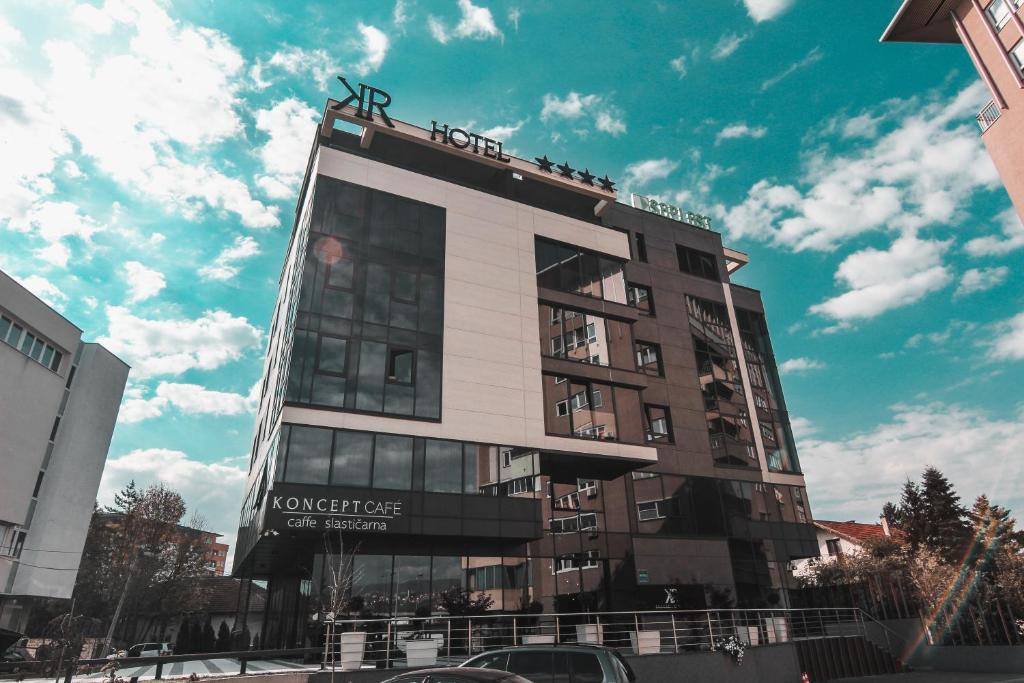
881, 0, 959, 43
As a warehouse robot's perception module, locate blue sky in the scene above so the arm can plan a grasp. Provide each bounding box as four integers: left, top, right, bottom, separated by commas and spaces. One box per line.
2, 0, 1023, 561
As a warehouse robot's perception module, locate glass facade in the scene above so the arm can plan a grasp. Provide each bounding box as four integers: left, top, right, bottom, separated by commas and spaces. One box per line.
274, 424, 541, 496
541, 374, 645, 443
736, 309, 801, 473
687, 295, 758, 468
286, 176, 445, 420
539, 304, 635, 369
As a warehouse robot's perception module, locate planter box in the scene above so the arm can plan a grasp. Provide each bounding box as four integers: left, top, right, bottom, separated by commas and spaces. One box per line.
522, 635, 555, 644
735, 626, 760, 647
576, 624, 603, 645
630, 631, 661, 655
763, 617, 789, 643
404, 639, 439, 667
338, 631, 366, 671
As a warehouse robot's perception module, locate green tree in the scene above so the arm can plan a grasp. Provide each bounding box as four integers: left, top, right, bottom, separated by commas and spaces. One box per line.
174, 617, 191, 654
215, 621, 231, 652
920, 466, 969, 560
201, 616, 216, 653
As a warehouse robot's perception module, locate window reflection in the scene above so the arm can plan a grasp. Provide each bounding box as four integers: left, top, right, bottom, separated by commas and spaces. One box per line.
539, 304, 635, 369
687, 296, 757, 468
534, 238, 627, 303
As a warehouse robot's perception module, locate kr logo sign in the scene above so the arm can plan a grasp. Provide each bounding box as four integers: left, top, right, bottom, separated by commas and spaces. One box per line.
332, 76, 395, 128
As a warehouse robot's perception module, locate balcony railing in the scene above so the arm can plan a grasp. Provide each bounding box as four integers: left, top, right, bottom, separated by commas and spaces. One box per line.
976, 100, 1001, 132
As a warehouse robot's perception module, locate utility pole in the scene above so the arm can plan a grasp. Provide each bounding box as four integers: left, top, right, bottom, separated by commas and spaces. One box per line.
103, 550, 143, 655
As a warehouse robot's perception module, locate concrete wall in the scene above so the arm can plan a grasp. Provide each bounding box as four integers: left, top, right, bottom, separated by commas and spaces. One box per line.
282, 144, 657, 468
910, 645, 1024, 673
13, 343, 128, 599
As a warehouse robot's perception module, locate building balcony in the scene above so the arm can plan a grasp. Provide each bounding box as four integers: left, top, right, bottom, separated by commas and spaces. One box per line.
977, 100, 1001, 133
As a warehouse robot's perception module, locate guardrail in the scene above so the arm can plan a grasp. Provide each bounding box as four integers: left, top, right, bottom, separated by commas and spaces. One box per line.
322, 607, 891, 671
977, 100, 1001, 132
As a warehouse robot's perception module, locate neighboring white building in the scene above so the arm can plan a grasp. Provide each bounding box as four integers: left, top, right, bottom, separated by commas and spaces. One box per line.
791, 519, 898, 579
0, 270, 128, 632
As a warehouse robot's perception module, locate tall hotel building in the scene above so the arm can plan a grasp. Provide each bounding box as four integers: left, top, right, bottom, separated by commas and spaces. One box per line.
883, 0, 1024, 222
0, 270, 128, 632
234, 84, 817, 646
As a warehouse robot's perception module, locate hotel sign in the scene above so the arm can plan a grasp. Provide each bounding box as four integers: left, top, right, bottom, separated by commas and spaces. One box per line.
631, 193, 713, 231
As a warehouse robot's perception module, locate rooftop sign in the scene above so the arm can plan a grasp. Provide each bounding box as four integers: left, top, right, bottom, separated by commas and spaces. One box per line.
631, 193, 713, 231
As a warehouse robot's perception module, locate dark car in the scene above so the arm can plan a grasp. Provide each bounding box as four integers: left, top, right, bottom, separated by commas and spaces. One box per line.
461, 645, 636, 683
383, 667, 533, 683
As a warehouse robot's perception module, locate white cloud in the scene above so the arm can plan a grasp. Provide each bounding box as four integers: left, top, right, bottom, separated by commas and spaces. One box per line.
594, 109, 626, 136
251, 45, 338, 90
954, 266, 1009, 299
779, 357, 826, 374
761, 46, 822, 91
743, 0, 795, 23
62, 160, 84, 178
905, 320, 977, 350
428, 0, 503, 44
14, 274, 66, 309
540, 91, 624, 137
39, 1, 278, 229
97, 305, 262, 379
7, 200, 104, 265
964, 207, 1024, 256
715, 122, 767, 144
711, 32, 747, 60
71, 3, 114, 33
254, 98, 320, 199
799, 402, 1024, 524
351, 23, 389, 76
35, 242, 71, 268
199, 235, 262, 281
119, 381, 257, 424
480, 120, 525, 140
841, 112, 883, 140
809, 235, 952, 322
669, 55, 687, 78
541, 92, 600, 121
717, 83, 999, 252
393, 0, 410, 29
508, 7, 521, 31
789, 416, 817, 440
989, 311, 1024, 361
621, 158, 680, 190
122, 261, 166, 303
98, 448, 247, 566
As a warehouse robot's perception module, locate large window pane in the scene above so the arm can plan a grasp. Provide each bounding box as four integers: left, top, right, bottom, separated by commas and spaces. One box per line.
424, 440, 462, 492
351, 555, 392, 614
331, 431, 372, 487
284, 425, 332, 484
355, 341, 387, 412
318, 336, 348, 374
373, 434, 413, 490
394, 555, 431, 615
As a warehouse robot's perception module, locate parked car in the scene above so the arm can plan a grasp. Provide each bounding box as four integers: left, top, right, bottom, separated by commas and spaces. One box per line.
461, 645, 636, 683
125, 643, 173, 658
383, 667, 533, 683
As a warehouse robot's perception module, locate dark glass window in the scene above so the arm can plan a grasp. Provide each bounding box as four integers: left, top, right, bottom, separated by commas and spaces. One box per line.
287, 177, 444, 420
626, 283, 654, 315
635, 341, 663, 376
387, 348, 414, 383
424, 440, 462, 492
542, 374, 644, 443
633, 232, 648, 263
534, 237, 626, 303
644, 404, 672, 443
373, 434, 413, 490
570, 653, 604, 683
331, 431, 372, 487
676, 244, 720, 280
507, 652, 553, 682
284, 425, 332, 484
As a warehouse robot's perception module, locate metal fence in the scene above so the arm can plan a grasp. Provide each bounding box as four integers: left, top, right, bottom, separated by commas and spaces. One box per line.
323, 607, 902, 671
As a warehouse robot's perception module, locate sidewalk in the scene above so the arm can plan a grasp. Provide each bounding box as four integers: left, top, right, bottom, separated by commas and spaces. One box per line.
18, 658, 319, 682
834, 672, 1024, 683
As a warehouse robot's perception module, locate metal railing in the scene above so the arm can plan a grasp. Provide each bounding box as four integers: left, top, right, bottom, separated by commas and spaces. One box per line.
977, 100, 1001, 132
323, 607, 896, 671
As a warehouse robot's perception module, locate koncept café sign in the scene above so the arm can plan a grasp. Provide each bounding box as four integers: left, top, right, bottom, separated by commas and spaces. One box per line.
267, 484, 406, 533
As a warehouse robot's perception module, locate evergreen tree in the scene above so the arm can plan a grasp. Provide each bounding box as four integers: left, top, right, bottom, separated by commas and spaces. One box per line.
189, 616, 204, 654
920, 466, 969, 560
173, 618, 191, 654
201, 616, 216, 653
892, 478, 928, 548
215, 621, 231, 652
237, 625, 252, 651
